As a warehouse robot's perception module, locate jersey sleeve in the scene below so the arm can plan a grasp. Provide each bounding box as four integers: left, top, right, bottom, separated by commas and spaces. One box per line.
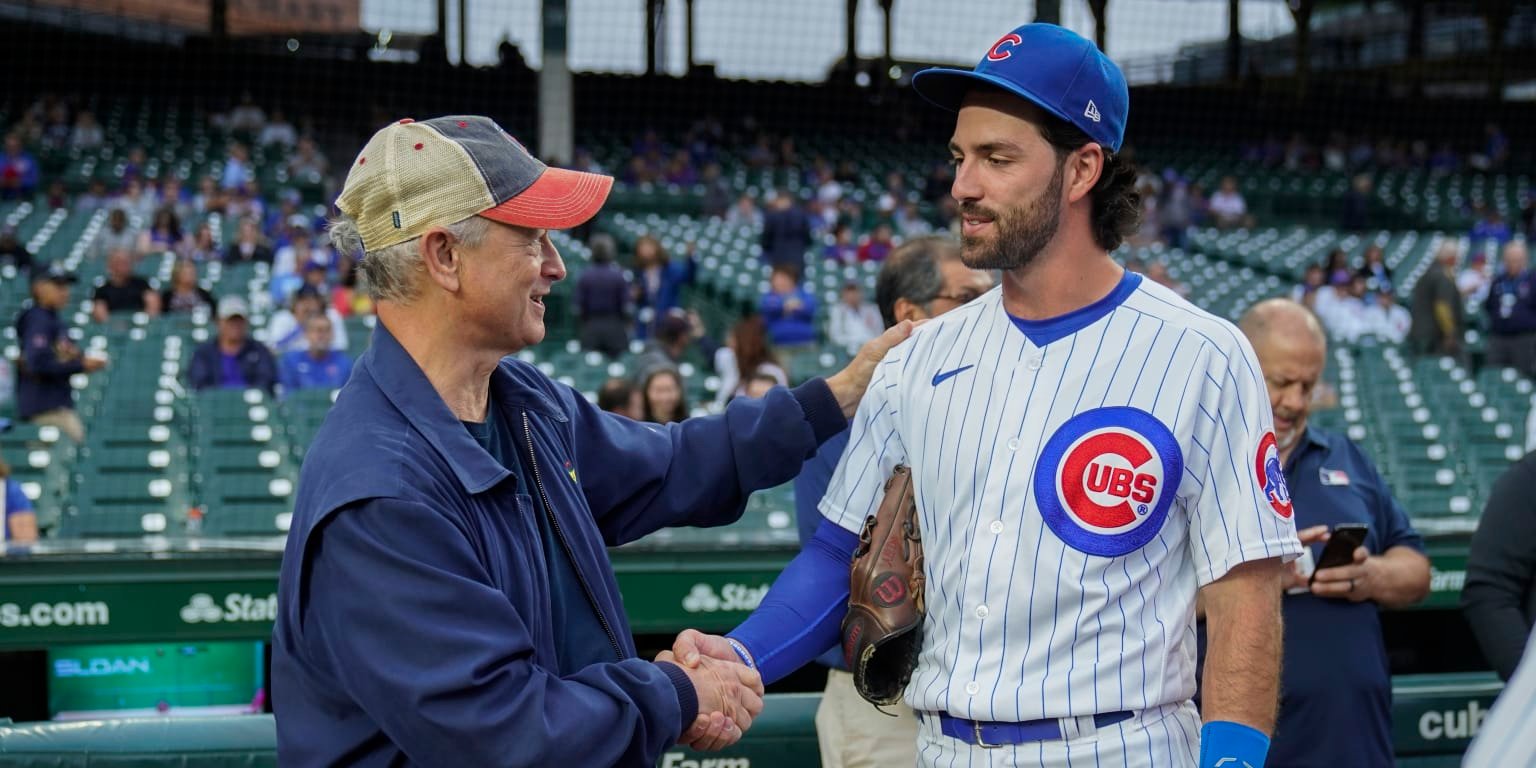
1189, 336, 1303, 586
817, 353, 907, 534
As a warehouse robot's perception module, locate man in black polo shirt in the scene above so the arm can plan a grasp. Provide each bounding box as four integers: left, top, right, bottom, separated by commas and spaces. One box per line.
1224, 298, 1431, 766
91, 248, 162, 323
14, 265, 107, 443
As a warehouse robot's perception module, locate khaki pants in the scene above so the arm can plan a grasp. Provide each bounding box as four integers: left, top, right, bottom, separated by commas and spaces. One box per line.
815, 668, 919, 768
28, 408, 85, 444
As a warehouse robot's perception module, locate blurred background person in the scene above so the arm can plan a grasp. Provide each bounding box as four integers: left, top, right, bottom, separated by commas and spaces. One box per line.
640, 367, 688, 424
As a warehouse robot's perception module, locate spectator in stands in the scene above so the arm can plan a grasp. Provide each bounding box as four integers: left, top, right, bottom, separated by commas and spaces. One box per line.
725, 194, 763, 230
224, 217, 273, 264
712, 315, 788, 410
1485, 240, 1536, 375
857, 223, 895, 263
827, 280, 882, 353
1157, 170, 1192, 249
630, 235, 693, 339
1339, 174, 1373, 232
287, 137, 329, 183
1291, 264, 1326, 309
226, 93, 266, 135
1459, 251, 1493, 303
193, 176, 227, 216
596, 377, 643, 420
0, 419, 38, 547
1208, 175, 1250, 229
118, 177, 157, 222
1324, 248, 1352, 286
0, 226, 33, 274
14, 266, 105, 443
1218, 298, 1428, 768
138, 206, 187, 256
279, 315, 354, 394
1463, 451, 1536, 681
268, 287, 347, 357
1355, 243, 1392, 294
1409, 242, 1466, 359
1361, 288, 1410, 344
0, 134, 39, 199
641, 367, 689, 424
1145, 259, 1190, 299
120, 146, 147, 183
575, 233, 630, 357
760, 190, 813, 277
699, 163, 731, 219
93, 208, 138, 260
259, 109, 298, 148
221, 142, 254, 191
91, 248, 161, 323
160, 259, 216, 315
631, 309, 712, 384
190, 296, 276, 394
823, 223, 858, 265
1472, 206, 1514, 250
76, 179, 109, 214
331, 252, 373, 318
185, 222, 219, 263
68, 110, 103, 150
1321, 275, 1371, 343
760, 266, 817, 348
160, 176, 192, 222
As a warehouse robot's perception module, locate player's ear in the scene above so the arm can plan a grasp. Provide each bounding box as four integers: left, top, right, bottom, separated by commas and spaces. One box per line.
893, 298, 927, 324
1065, 144, 1104, 205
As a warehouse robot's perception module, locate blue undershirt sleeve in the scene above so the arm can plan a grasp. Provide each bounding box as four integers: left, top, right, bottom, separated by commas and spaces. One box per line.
726, 519, 860, 684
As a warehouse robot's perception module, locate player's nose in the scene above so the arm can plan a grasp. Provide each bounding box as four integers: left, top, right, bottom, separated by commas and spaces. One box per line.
951, 160, 982, 204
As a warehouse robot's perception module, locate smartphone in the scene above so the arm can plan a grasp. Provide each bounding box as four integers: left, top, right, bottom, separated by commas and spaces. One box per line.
1309, 523, 1369, 584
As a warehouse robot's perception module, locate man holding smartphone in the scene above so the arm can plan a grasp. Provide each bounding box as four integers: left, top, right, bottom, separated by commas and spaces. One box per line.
1232, 298, 1431, 766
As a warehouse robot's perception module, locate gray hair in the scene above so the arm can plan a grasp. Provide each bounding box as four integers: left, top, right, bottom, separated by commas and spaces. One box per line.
327, 213, 491, 304
875, 235, 964, 328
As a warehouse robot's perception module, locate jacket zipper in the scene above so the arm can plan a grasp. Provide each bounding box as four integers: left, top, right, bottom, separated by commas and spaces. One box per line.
521, 411, 626, 662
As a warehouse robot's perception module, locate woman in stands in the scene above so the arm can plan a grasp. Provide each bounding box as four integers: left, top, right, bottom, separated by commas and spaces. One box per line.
640, 368, 689, 424
0, 421, 38, 547
712, 315, 788, 410
161, 259, 216, 315
631, 234, 695, 340
138, 206, 187, 256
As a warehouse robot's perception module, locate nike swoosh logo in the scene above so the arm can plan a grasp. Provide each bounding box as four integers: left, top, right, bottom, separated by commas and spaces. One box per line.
931, 365, 975, 386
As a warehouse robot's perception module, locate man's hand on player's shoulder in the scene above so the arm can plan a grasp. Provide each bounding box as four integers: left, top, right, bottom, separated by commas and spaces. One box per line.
824, 319, 923, 418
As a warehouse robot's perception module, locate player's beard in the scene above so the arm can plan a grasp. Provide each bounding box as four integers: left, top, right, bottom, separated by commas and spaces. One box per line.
959, 158, 1065, 271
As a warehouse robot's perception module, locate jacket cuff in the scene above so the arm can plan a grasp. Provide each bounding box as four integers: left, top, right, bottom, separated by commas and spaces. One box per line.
655, 661, 699, 735
790, 379, 845, 446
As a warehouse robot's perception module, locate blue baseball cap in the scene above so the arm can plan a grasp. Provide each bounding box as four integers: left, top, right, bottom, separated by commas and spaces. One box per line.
0, 418, 10, 433
911, 23, 1128, 153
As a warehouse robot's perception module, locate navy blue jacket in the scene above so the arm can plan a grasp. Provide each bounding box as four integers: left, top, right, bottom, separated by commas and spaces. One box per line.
13, 304, 81, 419
1484, 270, 1536, 336
272, 322, 844, 767
188, 339, 277, 394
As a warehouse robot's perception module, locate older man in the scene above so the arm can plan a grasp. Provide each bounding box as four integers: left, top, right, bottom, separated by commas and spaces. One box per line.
1409, 241, 1465, 359
270, 116, 909, 767
1484, 240, 1536, 376
1217, 298, 1430, 767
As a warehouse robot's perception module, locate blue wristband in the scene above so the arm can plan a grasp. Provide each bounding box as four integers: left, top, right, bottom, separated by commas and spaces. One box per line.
1199, 720, 1270, 768
725, 637, 756, 670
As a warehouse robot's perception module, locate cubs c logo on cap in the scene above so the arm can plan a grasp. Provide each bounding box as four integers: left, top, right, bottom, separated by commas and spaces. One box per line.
986, 32, 1023, 62
1255, 432, 1293, 518
1033, 407, 1183, 557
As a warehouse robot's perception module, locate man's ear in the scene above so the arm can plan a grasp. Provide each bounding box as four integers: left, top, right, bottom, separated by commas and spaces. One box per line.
1065, 144, 1105, 205
892, 297, 928, 324
419, 229, 461, 293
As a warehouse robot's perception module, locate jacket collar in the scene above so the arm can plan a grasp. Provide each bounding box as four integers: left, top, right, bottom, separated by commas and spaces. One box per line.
361, 321, 565, 495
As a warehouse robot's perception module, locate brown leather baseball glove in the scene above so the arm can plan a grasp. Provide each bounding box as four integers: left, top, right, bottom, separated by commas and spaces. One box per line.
841, 464, 925, 707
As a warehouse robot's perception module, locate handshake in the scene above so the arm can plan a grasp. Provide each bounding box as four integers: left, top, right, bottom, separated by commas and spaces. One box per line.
656, 629, 763, 751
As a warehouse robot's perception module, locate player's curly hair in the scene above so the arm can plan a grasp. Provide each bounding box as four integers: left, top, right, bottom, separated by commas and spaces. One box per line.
1037, 117, 1141, 253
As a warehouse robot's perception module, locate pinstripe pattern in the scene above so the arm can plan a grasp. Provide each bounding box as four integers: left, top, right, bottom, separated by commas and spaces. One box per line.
819, 279, 1302, 747
1463, 633, 1536, 767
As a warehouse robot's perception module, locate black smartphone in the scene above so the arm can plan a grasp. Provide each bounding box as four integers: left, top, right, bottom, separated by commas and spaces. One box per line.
1310, 523, 1369, 584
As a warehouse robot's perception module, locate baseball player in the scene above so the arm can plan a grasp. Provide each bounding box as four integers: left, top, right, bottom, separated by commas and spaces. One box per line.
672, 23, 1301, 768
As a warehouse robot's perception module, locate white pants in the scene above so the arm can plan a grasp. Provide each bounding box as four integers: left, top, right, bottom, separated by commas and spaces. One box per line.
915, 701, 1202, 768
815, 668, 920, 768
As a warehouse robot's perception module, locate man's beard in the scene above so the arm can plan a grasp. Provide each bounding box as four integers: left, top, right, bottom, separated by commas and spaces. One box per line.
959, 160, 1065, 271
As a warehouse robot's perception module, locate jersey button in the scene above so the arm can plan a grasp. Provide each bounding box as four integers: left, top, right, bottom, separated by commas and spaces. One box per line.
1006, 438, 1020, 451
975, 604, 989, 618
965, 681, 980, 695
989, 520, 1004, 534
1027, 355, 1043, 370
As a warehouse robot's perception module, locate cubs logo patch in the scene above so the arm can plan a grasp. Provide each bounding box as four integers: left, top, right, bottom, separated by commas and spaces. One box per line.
1255, 432, 1293, 518
1033, 407, 1183, 557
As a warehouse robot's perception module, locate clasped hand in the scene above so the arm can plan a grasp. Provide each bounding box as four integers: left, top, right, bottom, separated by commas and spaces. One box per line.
656, 629, 763, 751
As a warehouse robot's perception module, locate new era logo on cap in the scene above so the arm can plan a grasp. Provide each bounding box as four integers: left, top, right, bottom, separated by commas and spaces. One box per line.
909, 23, 1129, 153
337, 116, 613, 253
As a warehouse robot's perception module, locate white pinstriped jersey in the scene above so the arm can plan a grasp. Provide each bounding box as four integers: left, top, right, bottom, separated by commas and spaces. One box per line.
1463, 632, 1536, 767
820, 273, 1302, 723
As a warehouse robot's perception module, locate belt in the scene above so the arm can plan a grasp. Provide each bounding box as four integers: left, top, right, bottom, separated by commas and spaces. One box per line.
934, 711, 1134, 748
